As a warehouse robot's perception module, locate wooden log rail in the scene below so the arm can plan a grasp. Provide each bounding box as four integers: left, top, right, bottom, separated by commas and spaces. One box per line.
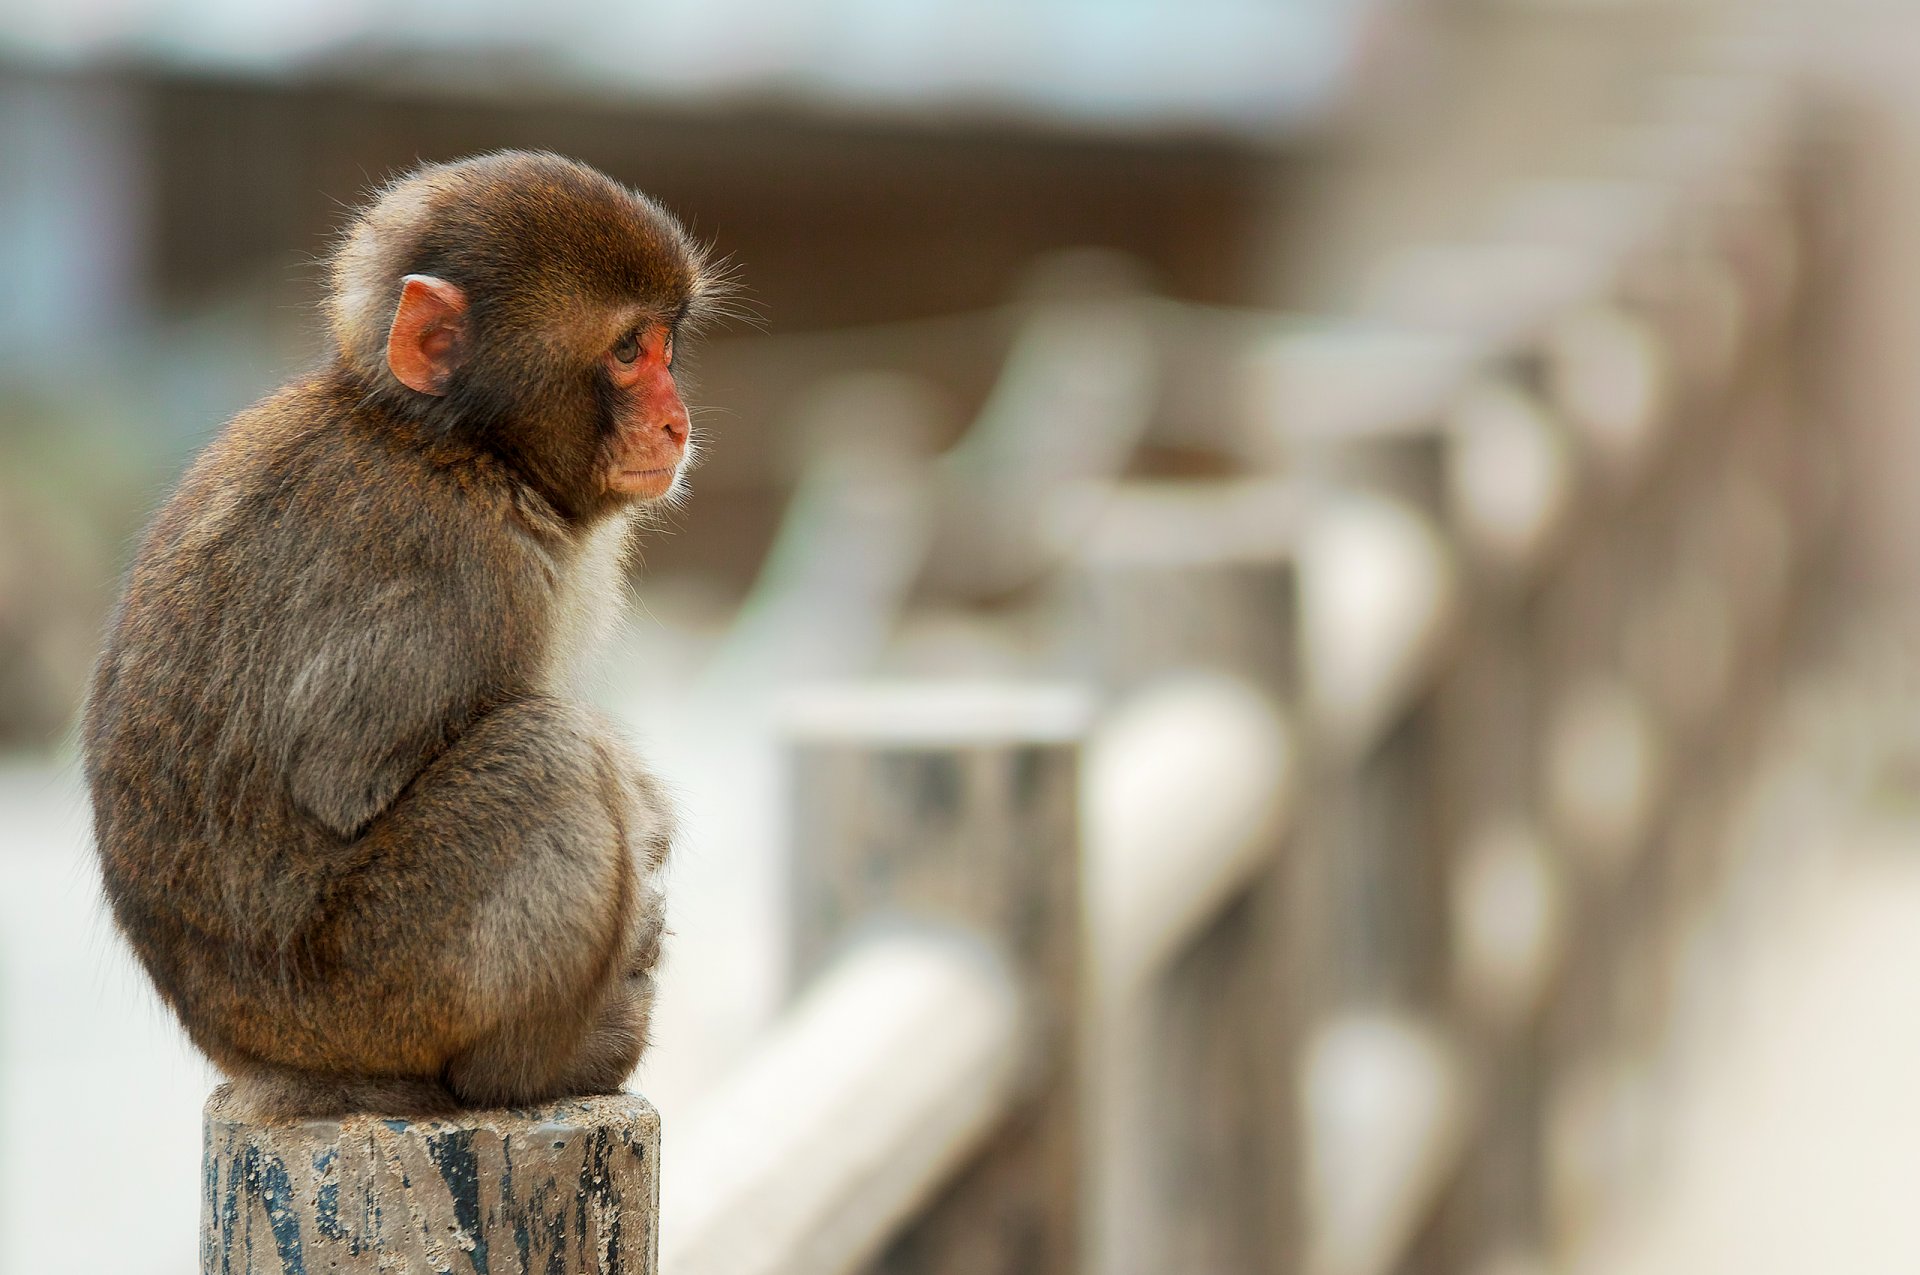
661, 927, 1023, 1275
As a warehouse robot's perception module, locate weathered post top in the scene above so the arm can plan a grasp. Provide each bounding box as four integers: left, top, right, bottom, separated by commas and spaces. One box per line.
202, 1086, 660, 1275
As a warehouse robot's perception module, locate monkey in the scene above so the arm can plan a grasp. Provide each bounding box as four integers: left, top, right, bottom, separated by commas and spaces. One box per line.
81, 151, 731, 1120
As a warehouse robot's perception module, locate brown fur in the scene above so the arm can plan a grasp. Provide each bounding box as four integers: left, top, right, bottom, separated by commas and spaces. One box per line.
82, 152, 720, 1120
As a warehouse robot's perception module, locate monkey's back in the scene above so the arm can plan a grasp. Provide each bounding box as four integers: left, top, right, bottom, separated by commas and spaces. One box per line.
83, 371, 563, 1075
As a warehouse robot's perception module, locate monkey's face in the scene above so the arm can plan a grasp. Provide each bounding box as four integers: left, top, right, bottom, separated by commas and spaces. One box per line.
385, 274, 698, 521
344, 152, 722, 523
597, 320, 690, 503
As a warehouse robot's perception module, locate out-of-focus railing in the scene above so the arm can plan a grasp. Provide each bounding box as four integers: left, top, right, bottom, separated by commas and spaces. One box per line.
645, 43, 1820, 1275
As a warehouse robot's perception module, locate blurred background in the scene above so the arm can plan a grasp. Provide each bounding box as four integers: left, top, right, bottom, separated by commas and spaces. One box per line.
6, 0, 1920, 1272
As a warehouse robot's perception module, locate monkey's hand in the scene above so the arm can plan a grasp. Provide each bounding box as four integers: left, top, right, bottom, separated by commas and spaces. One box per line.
604, 742, 675, 877
544, 872, 665, 1098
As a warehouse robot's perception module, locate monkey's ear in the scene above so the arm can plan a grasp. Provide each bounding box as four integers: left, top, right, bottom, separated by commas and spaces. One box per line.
386, 274, 468, 395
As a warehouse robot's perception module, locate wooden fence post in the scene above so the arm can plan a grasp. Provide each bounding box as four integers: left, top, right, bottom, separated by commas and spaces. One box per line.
1062, 477, 1299, 1275
784, 681, 1091, 1275
1290, 484, 1458, 1016
1431, 377, 1581, 1272
1247, 321, 1586, 1273
201, 1088, 661, 1274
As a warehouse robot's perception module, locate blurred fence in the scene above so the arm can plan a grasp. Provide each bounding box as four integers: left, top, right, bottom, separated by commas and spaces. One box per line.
200, 50, 1827, 1275
646, 58, 1822, 1275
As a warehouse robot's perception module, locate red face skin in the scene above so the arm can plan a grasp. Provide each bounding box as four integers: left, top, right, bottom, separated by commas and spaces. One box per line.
602, 324, 688, 501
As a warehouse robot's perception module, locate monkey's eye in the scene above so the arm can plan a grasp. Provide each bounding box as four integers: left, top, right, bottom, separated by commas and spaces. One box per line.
612, 331, 641, 364
663, 330, 675, 368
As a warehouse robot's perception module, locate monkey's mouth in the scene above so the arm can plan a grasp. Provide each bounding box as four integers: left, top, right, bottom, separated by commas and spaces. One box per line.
616, 465, 680, 498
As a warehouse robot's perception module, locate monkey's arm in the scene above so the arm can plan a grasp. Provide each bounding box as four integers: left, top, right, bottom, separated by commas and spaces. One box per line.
220, 691, 669, 1111
258, 514, 670, 1096
260, 480, 528, 841
344, 694, 663, 1088
279, 605, 484, 838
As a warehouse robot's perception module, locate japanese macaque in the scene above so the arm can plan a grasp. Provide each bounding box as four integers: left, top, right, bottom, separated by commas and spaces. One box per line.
83, 151, 730, 1120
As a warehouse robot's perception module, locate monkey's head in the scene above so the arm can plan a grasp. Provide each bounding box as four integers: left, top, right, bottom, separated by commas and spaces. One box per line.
328, 151, 723, 522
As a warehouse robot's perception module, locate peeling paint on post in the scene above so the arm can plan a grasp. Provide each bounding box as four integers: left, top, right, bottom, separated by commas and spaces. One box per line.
200, 1087, 659, 1274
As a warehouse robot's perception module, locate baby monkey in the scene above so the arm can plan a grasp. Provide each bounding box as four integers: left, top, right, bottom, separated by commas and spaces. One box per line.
83, 151, 724, 1119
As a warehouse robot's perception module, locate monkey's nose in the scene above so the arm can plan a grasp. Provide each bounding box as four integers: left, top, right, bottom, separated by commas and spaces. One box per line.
660, 405, 689, 445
